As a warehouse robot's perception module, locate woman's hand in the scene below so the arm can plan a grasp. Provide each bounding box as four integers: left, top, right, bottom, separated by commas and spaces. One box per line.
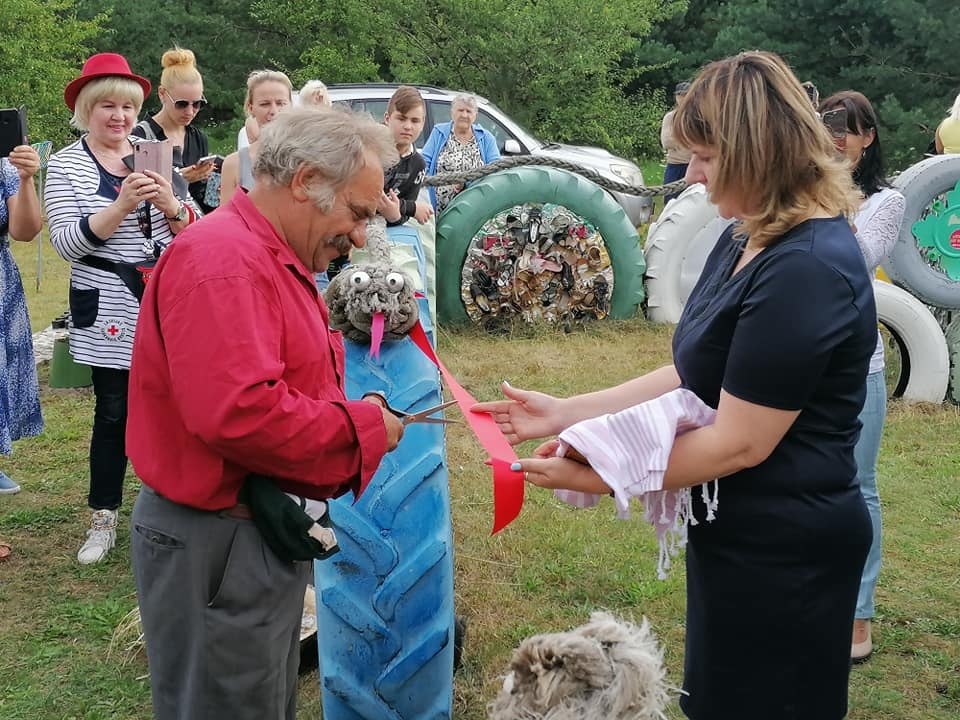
118, 172, 159, 212
143, 170, 180, 219
363, 394, 405, 451
471, 381, 565, 444
7, 145, 40, 181
179, 160, 215, 184
511, 455, 609, 495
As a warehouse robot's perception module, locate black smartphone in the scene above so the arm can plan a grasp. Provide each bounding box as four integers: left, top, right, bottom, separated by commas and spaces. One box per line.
0, 106, 27, 158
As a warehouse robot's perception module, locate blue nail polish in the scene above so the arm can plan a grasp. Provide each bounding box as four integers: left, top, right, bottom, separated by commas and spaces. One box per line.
510, 462, 521, 472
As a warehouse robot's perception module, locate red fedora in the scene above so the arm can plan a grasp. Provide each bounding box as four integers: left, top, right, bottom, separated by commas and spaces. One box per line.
64, 53, 151, 112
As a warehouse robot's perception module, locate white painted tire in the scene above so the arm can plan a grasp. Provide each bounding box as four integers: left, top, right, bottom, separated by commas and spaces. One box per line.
644, 184, 734, 323
874, 280, 949, 403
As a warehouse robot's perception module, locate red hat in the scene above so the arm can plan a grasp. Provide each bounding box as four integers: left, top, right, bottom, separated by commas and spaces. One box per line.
64, 53, 151, 112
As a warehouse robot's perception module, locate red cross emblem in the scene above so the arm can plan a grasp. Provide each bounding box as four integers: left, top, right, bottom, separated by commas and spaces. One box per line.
101, 319, 125, 340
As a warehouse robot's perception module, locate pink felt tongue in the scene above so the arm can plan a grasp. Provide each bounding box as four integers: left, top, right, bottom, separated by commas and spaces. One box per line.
369, 312, 385, 359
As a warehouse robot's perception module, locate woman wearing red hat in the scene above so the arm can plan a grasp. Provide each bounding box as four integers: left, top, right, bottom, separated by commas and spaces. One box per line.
46, 53, 196, 565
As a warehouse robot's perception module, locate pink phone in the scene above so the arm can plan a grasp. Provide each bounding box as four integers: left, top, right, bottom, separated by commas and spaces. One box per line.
133, 140, 174, 183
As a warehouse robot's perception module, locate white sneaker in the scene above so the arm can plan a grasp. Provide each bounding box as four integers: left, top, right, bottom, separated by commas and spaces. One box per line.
77, 509, 117, 565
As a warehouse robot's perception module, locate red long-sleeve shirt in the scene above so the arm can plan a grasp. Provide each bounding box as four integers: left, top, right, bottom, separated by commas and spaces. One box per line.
126, 191, 386, 510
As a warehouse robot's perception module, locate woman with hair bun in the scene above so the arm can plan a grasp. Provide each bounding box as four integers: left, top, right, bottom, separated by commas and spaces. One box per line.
133, 47, 214, 213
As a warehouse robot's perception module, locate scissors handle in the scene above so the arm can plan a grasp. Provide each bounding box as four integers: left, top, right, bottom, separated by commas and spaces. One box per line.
362, 392, 458, 425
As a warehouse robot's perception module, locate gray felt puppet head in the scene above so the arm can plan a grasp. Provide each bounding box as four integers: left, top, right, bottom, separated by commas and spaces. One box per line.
324, 216, 420, 352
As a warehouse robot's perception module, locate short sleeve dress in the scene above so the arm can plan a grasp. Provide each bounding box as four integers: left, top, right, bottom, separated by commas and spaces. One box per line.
0, 159, 43, 454
672, 216, 875, 720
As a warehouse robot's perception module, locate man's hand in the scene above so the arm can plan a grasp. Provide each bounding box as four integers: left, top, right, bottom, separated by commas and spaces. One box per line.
363, 394, 404, 450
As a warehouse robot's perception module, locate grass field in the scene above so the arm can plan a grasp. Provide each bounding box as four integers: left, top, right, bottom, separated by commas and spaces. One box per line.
3, 234, 959, 719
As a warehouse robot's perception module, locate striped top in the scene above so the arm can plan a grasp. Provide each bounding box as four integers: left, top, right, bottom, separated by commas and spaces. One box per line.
46, 137, 175, 369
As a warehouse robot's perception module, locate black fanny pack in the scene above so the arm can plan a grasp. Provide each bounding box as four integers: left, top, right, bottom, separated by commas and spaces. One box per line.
79, 255, 157, 303
239, 473, 340, 563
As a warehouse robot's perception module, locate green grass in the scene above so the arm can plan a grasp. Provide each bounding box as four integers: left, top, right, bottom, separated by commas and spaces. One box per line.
4, 237, 959, 719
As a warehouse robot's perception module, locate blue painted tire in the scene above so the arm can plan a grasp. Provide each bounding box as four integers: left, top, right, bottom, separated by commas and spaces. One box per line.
314, 322, 454, 720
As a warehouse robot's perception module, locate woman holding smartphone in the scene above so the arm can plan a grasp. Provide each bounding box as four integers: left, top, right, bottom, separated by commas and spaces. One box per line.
46, 53, 195, 566
219, 69, 292, 205
133, 47, 216, 213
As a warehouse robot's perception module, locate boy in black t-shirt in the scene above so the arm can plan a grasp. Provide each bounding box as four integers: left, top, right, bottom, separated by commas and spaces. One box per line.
325, 86, 431, 282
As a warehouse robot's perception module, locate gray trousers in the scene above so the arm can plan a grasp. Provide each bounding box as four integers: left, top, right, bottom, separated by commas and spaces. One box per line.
130, 485, 311, 720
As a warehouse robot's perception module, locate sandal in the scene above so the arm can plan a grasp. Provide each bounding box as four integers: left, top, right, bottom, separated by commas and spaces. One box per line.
0, 541, 12, 561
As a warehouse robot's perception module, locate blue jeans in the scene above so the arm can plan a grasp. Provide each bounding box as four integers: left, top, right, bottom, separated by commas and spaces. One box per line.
855, 370, 886, 619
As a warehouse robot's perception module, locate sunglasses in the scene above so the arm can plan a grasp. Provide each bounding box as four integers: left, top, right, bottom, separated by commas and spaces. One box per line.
172, 98, 207, 110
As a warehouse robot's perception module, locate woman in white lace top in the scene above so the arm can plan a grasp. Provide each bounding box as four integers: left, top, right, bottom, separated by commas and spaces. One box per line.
819, 90, 905, 663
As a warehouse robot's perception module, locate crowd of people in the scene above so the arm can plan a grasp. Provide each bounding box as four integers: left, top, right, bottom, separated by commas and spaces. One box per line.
0, 42, 952, 719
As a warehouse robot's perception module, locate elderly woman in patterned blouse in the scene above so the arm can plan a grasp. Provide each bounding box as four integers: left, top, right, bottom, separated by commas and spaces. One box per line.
421, 93, 501, 214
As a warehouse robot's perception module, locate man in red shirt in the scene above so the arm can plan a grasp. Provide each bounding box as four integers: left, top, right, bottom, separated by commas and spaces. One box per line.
126, 108, 404, 720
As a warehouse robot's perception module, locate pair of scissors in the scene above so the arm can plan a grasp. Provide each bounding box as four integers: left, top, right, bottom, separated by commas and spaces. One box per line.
364, 392, 459, 426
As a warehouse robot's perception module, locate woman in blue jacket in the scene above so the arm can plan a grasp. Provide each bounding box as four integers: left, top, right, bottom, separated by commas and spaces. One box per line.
421, 93, 500, 213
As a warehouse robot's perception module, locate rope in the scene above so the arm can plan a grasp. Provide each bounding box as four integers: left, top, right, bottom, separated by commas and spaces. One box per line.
423, 155, 687, 198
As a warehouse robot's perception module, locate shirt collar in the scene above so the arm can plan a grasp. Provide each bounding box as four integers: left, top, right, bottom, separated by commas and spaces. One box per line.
230, 189, 317, 289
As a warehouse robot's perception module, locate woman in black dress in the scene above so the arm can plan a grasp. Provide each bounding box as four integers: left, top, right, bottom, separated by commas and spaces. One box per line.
474, 51, 874, 720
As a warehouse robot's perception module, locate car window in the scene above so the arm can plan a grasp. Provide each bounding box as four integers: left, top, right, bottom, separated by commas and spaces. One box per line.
349, 99, 389, 121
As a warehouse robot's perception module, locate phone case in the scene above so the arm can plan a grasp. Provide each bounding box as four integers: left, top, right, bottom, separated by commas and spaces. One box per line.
0, 106, 27, 158
133, 139, 174, 183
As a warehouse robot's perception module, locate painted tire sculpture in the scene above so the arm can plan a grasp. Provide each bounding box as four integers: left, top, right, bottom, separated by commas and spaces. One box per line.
882, 155, 960, 309
944, 314, 960, 405
313, 329, 454, 714
874, 280, 949, 403
643, 183, 733, 323
435, 166, 644, 325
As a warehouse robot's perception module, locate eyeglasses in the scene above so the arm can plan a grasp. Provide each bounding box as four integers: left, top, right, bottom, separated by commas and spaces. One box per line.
821, 108, 848, 139
172, 98, 207, 110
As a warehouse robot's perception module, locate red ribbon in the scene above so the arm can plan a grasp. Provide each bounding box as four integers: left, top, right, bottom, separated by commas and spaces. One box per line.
408, 321, 524, 534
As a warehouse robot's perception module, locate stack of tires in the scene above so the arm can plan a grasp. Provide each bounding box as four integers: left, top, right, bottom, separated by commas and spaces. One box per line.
645, 160, 960, 404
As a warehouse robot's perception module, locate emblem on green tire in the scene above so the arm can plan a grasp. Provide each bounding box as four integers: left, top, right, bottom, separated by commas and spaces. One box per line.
913, 180, 960, 279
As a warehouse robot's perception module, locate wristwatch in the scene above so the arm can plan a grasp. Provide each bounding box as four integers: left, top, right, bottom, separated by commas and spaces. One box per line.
165, 203, 188, 222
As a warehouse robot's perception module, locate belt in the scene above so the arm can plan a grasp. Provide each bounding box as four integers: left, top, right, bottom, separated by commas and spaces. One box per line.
222, 502, 253, 520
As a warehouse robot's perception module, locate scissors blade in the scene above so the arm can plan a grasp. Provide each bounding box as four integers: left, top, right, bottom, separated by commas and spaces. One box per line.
401, 399, 459, 425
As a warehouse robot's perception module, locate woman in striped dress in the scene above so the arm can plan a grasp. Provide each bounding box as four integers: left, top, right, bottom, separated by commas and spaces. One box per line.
46, 53, 197, 564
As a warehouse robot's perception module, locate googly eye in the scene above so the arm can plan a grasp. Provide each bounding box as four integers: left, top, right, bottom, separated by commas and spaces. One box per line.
385, 272, 405, 292
349, 271, 371, 290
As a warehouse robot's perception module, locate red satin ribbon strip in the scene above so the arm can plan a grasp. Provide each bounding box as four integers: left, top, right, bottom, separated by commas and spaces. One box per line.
408, 321, 524, 534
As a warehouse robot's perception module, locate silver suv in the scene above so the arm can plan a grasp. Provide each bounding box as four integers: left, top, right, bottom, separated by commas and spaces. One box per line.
326, 83, 653, 227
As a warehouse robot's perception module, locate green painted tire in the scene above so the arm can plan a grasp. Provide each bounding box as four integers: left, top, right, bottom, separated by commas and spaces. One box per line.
435, 166, 644, 326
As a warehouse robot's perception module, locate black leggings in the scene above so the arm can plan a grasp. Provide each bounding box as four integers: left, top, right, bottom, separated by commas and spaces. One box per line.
88, 366, 129, 510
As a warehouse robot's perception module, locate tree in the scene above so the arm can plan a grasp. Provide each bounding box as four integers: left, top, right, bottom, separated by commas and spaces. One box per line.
0, 0, 103, 149
631, 0, 960, 170
75, 0, 302, 146
253, 0, 687, 160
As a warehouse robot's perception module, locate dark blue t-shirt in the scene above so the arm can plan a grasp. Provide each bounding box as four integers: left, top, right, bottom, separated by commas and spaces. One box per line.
672, 215, 876, 719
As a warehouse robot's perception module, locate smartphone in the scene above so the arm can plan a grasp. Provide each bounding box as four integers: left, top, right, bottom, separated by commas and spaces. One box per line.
133, 139, 174, 183
0, 106, 27, 158
197, 154, 222, 165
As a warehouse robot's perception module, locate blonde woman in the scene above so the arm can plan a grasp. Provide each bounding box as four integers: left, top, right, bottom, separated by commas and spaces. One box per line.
46, 53, 195, 565
133, 47, 214, 212
299, 79, 332, 107
220, 70, 292, 203
478, 52, 874, 720
935, 92, 960, 154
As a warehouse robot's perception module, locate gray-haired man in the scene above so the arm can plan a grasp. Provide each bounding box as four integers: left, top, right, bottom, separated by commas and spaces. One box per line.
126, 108, 404, 720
